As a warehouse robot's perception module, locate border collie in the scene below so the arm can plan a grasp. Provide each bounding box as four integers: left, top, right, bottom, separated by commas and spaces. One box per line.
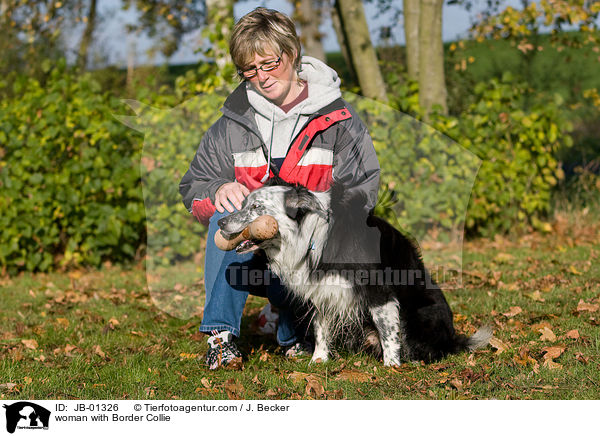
218, 180, 491, 366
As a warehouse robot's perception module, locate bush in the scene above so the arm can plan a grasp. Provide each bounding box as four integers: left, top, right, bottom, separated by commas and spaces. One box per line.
445, 73, 573, 234
125, 92, 226, 267
0, 60, 145, 274
373, 71, 573, 238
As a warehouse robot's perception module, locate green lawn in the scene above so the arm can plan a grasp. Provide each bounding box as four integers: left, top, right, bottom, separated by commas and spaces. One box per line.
1, 210, 599, 400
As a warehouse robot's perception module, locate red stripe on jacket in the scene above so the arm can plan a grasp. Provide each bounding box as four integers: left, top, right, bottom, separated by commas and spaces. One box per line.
192, 198, 216, 226
192, 108, 351, 224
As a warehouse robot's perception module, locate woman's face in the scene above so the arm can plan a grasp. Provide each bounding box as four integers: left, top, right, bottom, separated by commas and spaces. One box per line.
244, 50, 298, 106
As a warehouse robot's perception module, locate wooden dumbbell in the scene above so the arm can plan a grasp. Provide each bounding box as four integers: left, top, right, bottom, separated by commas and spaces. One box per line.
214, 215, 279, 251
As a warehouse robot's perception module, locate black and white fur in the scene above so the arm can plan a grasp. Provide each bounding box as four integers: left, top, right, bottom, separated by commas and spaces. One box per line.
218, 180, 491, 365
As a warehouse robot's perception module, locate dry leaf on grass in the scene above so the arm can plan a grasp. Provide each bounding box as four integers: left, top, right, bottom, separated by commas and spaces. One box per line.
542, 345, 566, 360
305, 375, 325, 398
21, 339, 38, 350
287, 371, 310, 383
542, 345, 566, 370
334, 370, 372, 383
0, 383, 18, 392
224, 379, 244, 400
503, 306, 522, 318
489, 337, 510, 354
574, 352, 589, 364
259, 351, 269, 362
326, 389, 344, 399
93, 345, 106, 359
449, 379, 463, 391
494, 253, 514, 263
577, 300, 599, 313
538, 327, 557, 342
527, 291, 545, 302
565, 329, 580, 339
55, 318, 70, 328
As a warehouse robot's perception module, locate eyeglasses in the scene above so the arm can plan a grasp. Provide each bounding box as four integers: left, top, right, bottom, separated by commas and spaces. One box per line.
238, 55, 282, 79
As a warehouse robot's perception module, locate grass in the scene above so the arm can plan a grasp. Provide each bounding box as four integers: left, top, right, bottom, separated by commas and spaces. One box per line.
1, 208, 599, 400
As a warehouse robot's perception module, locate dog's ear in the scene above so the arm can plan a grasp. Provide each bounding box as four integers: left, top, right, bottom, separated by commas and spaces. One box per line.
284, 188, 327, 222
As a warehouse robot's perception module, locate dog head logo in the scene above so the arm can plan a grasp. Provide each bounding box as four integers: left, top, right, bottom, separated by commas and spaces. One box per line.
3, 402, 50, 434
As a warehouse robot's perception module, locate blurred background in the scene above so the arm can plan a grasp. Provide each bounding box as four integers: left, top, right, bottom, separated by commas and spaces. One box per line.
1, 0, 599, 276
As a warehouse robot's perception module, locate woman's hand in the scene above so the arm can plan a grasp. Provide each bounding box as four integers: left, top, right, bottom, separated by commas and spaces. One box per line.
215, 182, 250, 213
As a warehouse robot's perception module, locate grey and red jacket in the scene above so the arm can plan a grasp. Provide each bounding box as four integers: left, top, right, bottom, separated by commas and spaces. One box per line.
179, 83, 380, 225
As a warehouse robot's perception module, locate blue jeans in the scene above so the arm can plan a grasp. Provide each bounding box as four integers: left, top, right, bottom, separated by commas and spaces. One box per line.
201, 210, 306, 346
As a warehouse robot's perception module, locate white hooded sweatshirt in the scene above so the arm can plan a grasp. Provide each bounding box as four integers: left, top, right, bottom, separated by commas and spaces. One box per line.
246, 56, 343, 166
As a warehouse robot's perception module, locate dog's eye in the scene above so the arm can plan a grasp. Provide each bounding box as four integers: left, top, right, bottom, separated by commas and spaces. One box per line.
251, 204, 259, 210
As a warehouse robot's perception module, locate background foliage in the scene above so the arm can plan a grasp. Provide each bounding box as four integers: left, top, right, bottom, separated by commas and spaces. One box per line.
0, 61, 145, 274
0, 2, 598, 274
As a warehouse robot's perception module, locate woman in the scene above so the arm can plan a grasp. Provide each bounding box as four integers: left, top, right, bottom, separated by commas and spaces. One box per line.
179, 7, 380, 369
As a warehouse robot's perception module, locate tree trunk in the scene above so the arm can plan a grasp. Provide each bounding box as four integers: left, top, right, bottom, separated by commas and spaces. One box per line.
77, 0, 97, 70
295, 0, 326, 61
418, 0, 447, 117
336, 0, 387, 102
330, 0, 357, 84
403, 0, 420, 81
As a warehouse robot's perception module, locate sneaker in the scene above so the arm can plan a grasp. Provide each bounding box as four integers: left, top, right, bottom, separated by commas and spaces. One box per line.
206, 330, 242, 370
284, 340, 313, 358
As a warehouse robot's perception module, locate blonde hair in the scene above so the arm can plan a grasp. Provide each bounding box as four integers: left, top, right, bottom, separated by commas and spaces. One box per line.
229, 8, 301, 78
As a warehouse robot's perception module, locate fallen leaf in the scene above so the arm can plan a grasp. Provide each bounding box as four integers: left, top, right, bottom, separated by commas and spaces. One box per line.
326, 389, 344, 399
503, 306, 522, 318
23, 377, 32, 384
224, 378, 244, 400
527, 291, 545, 302
93, 345, 106, 359
55, 318, 70, 328
538, 327, 557, 342
513, 348, 537, 366
0, 383, 18, 392
64, 344, 77, 356
179, 352, 199, 360
305, 375, 325, 398
574, 352, 589, 364
489, 337, 510, 354
568, 265, 582, 275
449, 379, 463, 390
259, 351, 269, 362
542, 345, 566, 359
334, 370, 371, 383
577, 300, 599, 313
200, 378, 212, 389
21, 339, 38, 350
494, 253, 514, 263
543, 360, 563, 370
287, 371, 310, 383
565, 329, 580, 339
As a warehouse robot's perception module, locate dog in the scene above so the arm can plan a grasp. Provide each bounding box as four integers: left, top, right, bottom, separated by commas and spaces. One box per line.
218, 179, 491, 365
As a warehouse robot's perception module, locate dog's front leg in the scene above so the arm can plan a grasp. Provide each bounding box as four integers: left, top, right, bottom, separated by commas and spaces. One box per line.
311, 312, 330, 363
369, 300, 402, 366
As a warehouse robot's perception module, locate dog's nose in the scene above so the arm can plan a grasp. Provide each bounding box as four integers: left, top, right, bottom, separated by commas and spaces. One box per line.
217, 217, 227, 229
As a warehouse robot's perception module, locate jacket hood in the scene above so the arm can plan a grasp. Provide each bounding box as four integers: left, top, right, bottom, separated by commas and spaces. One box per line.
246, 56, 342, 121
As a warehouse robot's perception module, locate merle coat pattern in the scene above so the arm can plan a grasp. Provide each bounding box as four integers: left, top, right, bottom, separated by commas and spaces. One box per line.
218, 179, 491, 365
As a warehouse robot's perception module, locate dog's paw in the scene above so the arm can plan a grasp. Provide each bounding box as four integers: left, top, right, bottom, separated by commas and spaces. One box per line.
383, 358, 402, 367
310, 352, 329, 364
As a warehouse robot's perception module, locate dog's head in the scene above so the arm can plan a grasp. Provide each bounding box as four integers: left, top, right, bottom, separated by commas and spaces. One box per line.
217, 182, 329, 254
